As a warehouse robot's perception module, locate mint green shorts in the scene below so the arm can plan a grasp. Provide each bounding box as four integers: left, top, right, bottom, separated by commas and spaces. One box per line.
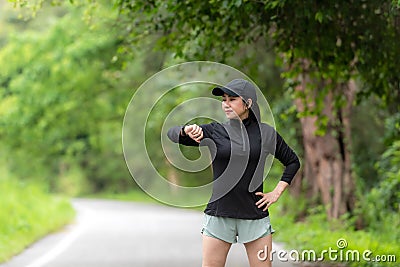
201, 214, 275, 244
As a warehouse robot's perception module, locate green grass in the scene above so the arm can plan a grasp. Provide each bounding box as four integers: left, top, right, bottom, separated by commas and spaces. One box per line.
85, 189, 158, 203
0, 177, 75, 263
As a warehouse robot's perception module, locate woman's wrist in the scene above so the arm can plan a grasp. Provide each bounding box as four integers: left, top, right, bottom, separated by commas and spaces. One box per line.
180, 125, 187, 136
273, 181, 289, 197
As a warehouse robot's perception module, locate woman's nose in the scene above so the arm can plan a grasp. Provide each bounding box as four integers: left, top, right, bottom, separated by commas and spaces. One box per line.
222, 101, 230, 107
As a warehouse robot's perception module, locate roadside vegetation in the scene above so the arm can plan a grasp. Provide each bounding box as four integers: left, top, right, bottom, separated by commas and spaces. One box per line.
0, 168, 75, 263
271, 178, 399, 267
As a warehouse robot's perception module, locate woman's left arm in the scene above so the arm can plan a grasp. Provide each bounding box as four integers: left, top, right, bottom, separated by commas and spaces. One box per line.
256, 132, 300, 211
255, 181, 289, 211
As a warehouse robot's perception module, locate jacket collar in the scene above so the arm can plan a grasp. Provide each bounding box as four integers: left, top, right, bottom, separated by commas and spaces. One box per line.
229, 117, 252, 128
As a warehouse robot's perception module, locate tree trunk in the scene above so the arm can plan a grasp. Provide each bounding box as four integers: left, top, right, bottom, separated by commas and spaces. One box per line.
341, 80, 357, 213
293, 71, 356, 219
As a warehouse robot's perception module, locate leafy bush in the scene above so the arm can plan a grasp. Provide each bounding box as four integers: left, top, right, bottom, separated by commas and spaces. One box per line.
356, 140, 400, 240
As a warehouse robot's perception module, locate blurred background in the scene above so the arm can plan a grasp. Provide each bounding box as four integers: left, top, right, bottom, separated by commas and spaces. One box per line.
0, 0, 399, 266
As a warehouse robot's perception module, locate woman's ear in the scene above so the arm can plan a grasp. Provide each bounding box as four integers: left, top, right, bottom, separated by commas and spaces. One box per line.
246, 99, 252, 109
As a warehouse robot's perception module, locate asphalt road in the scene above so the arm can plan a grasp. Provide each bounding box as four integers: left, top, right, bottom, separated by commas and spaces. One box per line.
1, 199, 297, 267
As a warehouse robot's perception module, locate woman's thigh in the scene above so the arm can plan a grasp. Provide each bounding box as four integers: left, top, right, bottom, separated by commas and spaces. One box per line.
244, 234, 273, 267
202, 234, 232, 267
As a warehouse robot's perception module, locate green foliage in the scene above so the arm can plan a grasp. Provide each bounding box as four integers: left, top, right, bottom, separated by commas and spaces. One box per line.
375, 141, 400, 206
114, 0, 399, 114
351, 97, 387, 188
357, 140, 400, 237
383, 112, 400, 145
354, 110, 400, 239
0, 169, 75, 263
0, 1, 147, 193
86, 189, 157, 203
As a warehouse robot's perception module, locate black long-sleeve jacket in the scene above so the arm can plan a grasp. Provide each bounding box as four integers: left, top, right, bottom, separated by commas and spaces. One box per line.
167, 117, 300, 219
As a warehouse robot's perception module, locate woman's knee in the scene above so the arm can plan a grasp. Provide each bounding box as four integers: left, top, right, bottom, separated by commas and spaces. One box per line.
202, 235, 231, 267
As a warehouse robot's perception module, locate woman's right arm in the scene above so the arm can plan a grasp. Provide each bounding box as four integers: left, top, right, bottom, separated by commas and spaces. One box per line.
167, 123, 214, 146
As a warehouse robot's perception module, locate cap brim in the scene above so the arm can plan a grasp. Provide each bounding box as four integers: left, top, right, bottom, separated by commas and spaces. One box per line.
212, 87, 239, 97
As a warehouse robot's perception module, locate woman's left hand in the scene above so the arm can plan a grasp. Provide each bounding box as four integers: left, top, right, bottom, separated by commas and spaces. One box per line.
255, 191, 280, 211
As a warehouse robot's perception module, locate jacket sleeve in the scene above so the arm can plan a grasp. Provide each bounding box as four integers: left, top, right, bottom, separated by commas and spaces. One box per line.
167, 123, 214, 147
274, 132, 301, 185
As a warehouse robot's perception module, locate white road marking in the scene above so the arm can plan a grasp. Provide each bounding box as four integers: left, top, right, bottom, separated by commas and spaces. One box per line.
23, 206, 90, 267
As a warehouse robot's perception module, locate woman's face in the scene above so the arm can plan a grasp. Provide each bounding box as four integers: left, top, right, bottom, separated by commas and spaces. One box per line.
221, 93, 249, 120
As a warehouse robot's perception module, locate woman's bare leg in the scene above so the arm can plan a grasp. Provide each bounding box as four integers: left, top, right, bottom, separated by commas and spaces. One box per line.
244, 234, 273, 267
202, 234, 232, 267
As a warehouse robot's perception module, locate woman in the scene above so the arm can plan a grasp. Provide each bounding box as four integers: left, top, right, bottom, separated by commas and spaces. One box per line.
167, 79, 300, 267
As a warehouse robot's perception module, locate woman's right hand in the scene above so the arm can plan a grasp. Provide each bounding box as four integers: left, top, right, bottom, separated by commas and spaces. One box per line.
183, 124, 203, 143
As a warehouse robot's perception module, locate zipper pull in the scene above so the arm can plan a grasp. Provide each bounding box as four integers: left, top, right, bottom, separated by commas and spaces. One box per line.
240, 122, 246, 151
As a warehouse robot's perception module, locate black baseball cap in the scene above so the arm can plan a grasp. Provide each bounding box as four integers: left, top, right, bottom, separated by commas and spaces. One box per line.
212, 79, 257, 101
212, 79, 260, 121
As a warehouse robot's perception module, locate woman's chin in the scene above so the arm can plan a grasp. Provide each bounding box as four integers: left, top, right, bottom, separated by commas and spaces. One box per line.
225, 114, 238, 120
